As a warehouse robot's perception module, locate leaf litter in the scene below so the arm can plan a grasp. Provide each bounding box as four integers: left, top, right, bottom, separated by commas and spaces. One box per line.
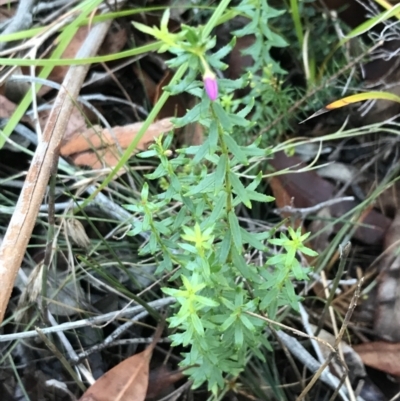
78, 324, 164, 401
2, 0, 400, 400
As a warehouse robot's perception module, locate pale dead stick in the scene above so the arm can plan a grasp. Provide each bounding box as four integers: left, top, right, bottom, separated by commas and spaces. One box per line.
0, 15, 115, 324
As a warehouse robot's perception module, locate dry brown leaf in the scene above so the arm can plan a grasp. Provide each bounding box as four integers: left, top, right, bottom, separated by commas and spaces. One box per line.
79, 326, 163, 401
64, 219, 91, 249
269, 176, 293, 212
353, 341, 400, 377
269, 175, 304, 230
146, 366, 185, 400
133, 66, 157, 102
153, 70, 187, 120
374, 211, 400, 341
38, 25, 126, 96
98, 27, 128, 56
269, 151, 391, 245
228, 35, 255, 81
60, 118, 174, 169
79, 349, 150, 401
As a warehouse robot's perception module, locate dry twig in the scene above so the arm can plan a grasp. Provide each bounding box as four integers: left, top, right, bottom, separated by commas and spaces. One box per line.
0, 9, 119, 323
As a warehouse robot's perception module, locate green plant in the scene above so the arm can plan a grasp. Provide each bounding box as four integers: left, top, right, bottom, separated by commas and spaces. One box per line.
125, 0, 317, 394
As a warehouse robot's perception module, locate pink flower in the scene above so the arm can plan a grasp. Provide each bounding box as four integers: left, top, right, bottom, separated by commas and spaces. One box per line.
203, 70, 218, 101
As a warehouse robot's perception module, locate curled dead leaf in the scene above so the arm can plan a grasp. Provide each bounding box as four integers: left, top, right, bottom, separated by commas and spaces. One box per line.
64, 219, 91, 249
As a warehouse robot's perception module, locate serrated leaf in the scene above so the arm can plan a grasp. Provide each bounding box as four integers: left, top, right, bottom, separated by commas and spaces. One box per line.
137, 149, 157, 158
209, 120, 219, 151
228, 113, 251, 127
166, 52, 190, 68
234, 324, 244, 346
213, 37, 236, 59
153, 221, 171, 235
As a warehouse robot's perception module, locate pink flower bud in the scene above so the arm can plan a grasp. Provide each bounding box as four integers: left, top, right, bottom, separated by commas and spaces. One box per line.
203, 70, 218, 101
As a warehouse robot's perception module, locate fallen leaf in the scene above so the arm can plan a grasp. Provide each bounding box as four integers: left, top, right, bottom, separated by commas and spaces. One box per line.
228, 35, 255, 81
133, 65, 157, 102
374, 211, 400, 341
269, 176, 293, 213
354, 341, 400, 377
269, 175, 304, 231
98, 27, 127, 56
314, 326, 386, 401
79, 325, 163, 401
61, 118, 174, 169
153, 70, 187, 120
33, 21, 126, 93
146, 366, 185, 400
269, 151, 391, 245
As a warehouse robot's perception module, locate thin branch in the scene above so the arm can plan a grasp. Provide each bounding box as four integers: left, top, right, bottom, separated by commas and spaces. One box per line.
296, 279, 364, 401
274, 196, 355, 218
0, 0, 35, 51
0, 297, 175, 342
72, 309, 149, 364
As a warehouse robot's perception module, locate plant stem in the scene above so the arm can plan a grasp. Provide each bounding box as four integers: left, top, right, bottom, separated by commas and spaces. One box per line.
201, 0, 232, 41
